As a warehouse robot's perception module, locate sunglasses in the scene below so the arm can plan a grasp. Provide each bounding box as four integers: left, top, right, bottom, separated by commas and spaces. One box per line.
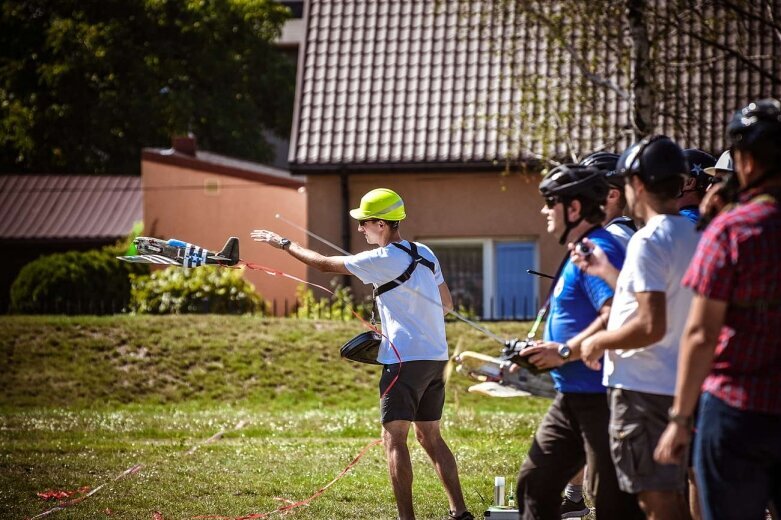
358, 219, 379, 226
544, 196, 560, 209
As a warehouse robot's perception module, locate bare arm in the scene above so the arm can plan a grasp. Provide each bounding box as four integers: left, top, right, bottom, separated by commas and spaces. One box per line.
250, 229, 351, 274
670, 295, 726, 417
654, 295, 726, 464
439, 282, 453, 315
565, 298, 612, 359
580, 291, 666, 369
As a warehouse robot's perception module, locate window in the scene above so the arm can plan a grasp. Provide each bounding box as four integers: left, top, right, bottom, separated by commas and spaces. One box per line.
427, 239, 538, 320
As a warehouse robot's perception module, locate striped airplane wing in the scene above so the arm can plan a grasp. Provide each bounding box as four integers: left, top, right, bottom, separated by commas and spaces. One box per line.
117, 255, 180, 265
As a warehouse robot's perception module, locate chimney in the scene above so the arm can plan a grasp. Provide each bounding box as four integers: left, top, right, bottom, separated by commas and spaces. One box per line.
172, 134, 197, 156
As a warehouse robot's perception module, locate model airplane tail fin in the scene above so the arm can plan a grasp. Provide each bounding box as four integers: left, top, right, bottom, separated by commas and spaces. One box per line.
215, 237, 240, 265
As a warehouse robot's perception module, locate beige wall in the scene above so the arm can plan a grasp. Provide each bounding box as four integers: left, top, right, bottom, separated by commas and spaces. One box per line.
141, 160, 307, 313
306, 172, 564, 311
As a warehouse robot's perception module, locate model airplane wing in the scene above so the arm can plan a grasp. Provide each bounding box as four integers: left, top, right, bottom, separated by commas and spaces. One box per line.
454, 350, 556, 398
118, 236, 240, 267
467, 381, 532, 398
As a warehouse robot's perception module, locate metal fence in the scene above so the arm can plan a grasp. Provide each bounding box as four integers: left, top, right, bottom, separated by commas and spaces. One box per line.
3, 294, 537, 321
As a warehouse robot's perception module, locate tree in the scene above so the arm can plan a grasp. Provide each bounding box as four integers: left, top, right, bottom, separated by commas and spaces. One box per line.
470, 0, 781, 166
0, 0, 295, 174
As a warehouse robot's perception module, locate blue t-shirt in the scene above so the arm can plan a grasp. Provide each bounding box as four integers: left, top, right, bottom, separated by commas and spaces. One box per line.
545, 227, 625, 393
679, 206, 700, 224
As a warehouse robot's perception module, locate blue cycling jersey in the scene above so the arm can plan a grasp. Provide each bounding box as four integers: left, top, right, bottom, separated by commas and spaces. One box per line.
545, 227, 625, 393
679, 206, 700, 224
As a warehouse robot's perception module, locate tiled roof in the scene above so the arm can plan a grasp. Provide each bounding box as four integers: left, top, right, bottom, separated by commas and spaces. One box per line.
142, 147, 305, 188
290, 0, 781, 171
0, 175, 142, 240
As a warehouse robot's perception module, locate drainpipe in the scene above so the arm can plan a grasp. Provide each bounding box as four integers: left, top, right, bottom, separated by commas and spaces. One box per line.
340, 168, 351, 288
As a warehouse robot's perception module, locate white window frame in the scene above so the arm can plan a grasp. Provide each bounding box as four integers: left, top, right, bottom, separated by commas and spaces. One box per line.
423, 237, 538, 319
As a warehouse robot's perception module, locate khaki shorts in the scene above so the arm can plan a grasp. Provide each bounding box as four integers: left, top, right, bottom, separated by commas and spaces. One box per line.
379, 360, 447, 424
608, 387, 687, 493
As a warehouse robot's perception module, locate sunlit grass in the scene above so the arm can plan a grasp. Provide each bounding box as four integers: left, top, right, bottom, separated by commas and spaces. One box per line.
0, 315, 548, 519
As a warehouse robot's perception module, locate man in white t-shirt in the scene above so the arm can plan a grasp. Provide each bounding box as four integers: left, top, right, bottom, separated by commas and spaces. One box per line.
251, 188, 473, 520
572, 136, 699, 520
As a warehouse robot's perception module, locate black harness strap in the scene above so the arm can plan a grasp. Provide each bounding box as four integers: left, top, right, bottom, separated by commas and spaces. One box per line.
374, 242, 435, 297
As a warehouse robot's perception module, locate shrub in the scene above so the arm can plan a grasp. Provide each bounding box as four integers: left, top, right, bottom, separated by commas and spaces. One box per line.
9, 249, 146, 314
293, 283, 373, 320
129, 265, 267, 314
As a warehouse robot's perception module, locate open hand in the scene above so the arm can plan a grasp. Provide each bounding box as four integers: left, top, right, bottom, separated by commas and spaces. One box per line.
250, 229, 285, 249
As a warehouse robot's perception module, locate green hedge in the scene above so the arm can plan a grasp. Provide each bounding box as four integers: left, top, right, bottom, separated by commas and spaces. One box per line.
9, 249, 146, 314
129, 265, 267, 314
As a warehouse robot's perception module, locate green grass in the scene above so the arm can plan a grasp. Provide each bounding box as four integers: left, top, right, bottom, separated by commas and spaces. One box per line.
0, 316, 550, 519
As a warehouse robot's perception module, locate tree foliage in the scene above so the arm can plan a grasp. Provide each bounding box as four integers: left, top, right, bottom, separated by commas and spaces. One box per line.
0, 0, 295, 174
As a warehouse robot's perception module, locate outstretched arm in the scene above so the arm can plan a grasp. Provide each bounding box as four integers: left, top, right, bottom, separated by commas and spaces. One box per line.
251, 229, 352, 274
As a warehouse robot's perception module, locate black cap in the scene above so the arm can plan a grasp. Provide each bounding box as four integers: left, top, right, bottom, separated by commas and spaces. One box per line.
617, 135, 687, 184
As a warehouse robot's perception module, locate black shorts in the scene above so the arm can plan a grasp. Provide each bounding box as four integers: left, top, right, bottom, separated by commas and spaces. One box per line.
379, 360, 447, 424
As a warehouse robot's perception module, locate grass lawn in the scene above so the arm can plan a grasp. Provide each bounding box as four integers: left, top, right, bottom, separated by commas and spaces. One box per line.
0, 315, 550, 519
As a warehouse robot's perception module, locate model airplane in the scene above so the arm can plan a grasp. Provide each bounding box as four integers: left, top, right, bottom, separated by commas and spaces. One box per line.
454, 351, 556, 398
118, 236, 240, 267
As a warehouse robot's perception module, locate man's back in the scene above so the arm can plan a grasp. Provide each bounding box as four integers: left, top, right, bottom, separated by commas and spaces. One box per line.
683, 189, 781, 413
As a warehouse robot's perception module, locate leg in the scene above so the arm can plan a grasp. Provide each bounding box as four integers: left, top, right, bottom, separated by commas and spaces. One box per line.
383, 420, 415, 520
637, 490, 690, 520
561, 467, 590, 519
517, 394, 587, 520
694, 392, 779, 520
414, 420, 467, 516
580, 392, 644, 520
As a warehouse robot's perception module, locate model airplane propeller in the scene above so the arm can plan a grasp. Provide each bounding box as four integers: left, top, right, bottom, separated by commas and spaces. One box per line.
118, 236, 240, 267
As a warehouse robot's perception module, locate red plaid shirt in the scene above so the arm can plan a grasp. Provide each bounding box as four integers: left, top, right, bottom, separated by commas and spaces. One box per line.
682, 187, 781, 414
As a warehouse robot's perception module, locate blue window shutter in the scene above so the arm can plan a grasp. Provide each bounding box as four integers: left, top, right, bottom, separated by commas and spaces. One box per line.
495, 242, 537, 319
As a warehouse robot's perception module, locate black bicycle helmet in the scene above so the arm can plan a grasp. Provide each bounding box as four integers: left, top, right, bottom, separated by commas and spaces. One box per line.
581, 152, 622, 188
539, 164, 609, 244
727, 98, 781, 149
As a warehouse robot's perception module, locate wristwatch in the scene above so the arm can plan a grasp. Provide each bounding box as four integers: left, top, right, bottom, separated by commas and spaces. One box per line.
279, 238, 292, 250
667, 408, 693, 429
557, 343, 572, 360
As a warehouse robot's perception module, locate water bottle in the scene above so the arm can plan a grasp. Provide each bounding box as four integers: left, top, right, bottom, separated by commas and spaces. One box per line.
494, 476, 506, 506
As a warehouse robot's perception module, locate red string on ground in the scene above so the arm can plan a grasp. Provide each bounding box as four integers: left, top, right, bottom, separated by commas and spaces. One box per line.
192, 438, 383, 520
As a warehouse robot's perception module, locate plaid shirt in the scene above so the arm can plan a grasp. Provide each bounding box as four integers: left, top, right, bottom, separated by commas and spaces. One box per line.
682, 187, 781, 414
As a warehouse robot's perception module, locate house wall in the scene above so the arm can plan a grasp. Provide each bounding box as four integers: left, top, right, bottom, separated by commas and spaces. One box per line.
142, 160, 307, 313
305, 172, 563, 310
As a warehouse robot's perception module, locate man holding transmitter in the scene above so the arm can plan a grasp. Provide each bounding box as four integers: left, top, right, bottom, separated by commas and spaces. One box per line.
512, 165, 642, 520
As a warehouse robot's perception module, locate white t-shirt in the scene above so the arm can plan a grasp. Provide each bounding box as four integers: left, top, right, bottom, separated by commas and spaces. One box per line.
344, 240, 449, 364
603, 214, 699, 395
605, 216, 635, 251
